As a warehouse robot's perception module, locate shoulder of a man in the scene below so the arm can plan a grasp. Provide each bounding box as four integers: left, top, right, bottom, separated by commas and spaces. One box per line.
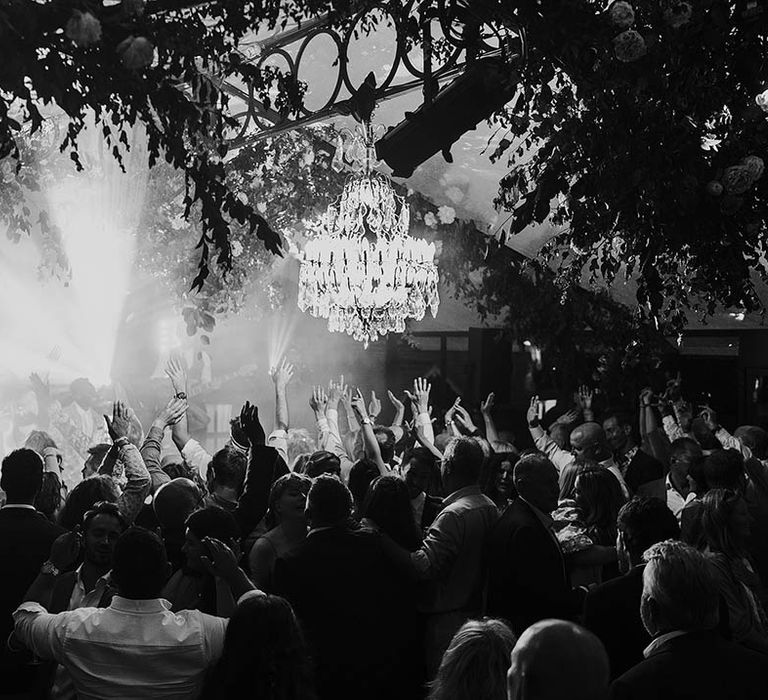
630, 450, 664, 480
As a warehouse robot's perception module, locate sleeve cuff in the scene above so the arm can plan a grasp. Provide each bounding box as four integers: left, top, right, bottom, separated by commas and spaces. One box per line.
268, 429, 287, 439
14, 601, 48, 615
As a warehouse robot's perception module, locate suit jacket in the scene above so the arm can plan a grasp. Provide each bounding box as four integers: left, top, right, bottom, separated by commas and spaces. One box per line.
584, 565, 648, 679
273, 527, 422, 700
485, 498, 580, 636
421, 494, 443, 531
624, 450, 665, 496
609, 630, 768, 700
0, 506, 64, 693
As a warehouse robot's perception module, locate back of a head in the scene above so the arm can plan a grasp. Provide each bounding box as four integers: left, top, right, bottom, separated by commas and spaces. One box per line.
58, 475, 119, 530
265, 472, 312, 528
700, 488, 746, 558
702, 449, 745, 490
186, 506, 240, 547
574, 465, 626, 543
735, 425, 768, 460
362, 475, 421, 551
210, 594, 315, 700
1, 448, 44, 503
306, 474, 353, 528
429, 618, 516, 700
641, 540, 719, 636
304, 450, 341, 479
443, 437, 484, 487
153, 478, 202, 531
617, 497, 680, 562
669, 437, 702, 462
569, 422, 606, 449
513, 454, 559, 513
209, 446, 247, 492
508, 620, 609, 700
348, 458, 381, 508
23, 430, 58, 455
111, 527, 170, 599
691, 417, 722, 451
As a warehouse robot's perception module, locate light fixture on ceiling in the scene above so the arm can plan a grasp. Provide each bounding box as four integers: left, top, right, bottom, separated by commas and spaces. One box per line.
297, 121, 440, 347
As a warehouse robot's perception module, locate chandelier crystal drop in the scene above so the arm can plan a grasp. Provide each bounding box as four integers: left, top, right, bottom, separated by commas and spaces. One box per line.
297, 123, 439, 347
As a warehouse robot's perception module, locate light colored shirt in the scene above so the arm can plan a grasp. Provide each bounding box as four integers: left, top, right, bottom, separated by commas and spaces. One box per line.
643, 630, 688, 657
666, 474, 696, 522
602, 458, 631, 499
411, 485, 498, 613
267, 429, 288, 466
530, 424, 572, 474
12, 594, 258, 699
68, 565, 112, 611
181, 438, 212, 479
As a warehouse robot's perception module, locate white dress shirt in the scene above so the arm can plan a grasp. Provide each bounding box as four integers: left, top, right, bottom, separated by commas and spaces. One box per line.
13, 594, 257, 699
666, 474, 696, 522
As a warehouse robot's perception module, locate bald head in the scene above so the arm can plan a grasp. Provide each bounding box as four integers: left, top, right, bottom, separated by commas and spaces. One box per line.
570, 422, 607, 461
507, 620, 609, 700
153, 478, 202, 530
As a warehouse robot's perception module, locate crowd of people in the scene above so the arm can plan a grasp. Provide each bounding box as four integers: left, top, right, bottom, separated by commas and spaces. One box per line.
1, 358, 768, 699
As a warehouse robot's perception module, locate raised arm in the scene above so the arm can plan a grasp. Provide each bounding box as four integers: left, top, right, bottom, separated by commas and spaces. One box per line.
141, 396, 188, 494
271, 359, 293, 432
387, 389, 406, 443
350, 389, 390, 475
576, 386, 595, 423
480, 392, 499, 444
405, 378, 436, 445
527, 396, 573, 474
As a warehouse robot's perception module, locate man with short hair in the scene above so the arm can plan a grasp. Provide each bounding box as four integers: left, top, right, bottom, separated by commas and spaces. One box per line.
507, 619, 610, 700
0, 449, 64, 695
274, 475, 420, 700
486, 454, 581, 635
401, 447, 442, 531
610, 539, 768, 699
666, 438, 701, 521
409, 437, 499, 675
584, 497, 680, 678
603, 412, 665, 499
13, 527, 258, 699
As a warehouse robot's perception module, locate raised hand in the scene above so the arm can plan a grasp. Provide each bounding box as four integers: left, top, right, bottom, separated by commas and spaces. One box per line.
553, 407, 581, 426
526, 395, 541, 426
368, 391, 382, 420
309, 386, 328, 413
104, 401, 132, 441
29, 372, 50, 398
481, 392, 495, 416
156, 396, 188, 428
165, 356, 188, 395
270, 358, 294, 389
639, 387, 654, 407
200, 537, 240, 581
328, 375, 346, 409
444, 396, 461, 424
387, 390, 405, 414
350, 389, 369, 422
412, 378, 431, 415
239, 401, 265, 446
700, 407, 719, 432
577, 385, 593, 410
454, 403, 478, 433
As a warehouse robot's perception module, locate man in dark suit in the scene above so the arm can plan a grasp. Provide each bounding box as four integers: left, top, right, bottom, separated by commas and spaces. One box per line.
402, 447, 443, 531
486, 454, 582, 636
609, 540, 768, 700
273, 475, 421, 700
584, 497, 680, 679
0, 448, 64, 696
603, 413, 665, 499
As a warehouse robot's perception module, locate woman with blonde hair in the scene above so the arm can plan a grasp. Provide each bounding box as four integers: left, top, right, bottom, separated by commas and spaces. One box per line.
428, 618, 516, 700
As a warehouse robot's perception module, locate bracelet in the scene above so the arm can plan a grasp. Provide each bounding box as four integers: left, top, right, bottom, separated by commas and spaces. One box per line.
113, 437, 130, 448
361, 417, 372, 426
175, 392, 187, 400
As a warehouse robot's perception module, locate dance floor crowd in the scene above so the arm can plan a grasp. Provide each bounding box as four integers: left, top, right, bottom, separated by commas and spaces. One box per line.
1, 359, 767, 699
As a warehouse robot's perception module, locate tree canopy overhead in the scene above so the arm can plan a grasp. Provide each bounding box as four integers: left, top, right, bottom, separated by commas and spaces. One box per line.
1, 0, 767, 343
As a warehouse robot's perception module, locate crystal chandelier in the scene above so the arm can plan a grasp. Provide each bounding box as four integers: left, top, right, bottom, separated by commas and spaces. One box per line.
297, 122, 439, 347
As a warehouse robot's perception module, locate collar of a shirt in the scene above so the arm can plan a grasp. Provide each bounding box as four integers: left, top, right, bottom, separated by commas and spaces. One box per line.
643, 630, 688, 658
442, 484, 481, 507
109, 596, 172, 613
1, 503, 37, 511
75, 564, 112, 589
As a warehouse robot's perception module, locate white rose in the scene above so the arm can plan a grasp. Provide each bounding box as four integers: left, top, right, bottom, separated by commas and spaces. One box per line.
741, 155, 764, 183
117, 36, 155, 70
722, 165, 753, 195
613, 29, 647, 63
231, 240, 244, 258
121, 0, 146, 16
663, 2, 693, 29
608, 1, 635, 29
437, 205, 456, 225
65, 11, 102, 48
424, 212, 438, 228
756, 89, 768, 113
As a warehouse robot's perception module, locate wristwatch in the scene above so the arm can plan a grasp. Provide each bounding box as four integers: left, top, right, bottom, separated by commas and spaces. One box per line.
175, 392, 187, 400
361, 417, 373, 426
40, 561, 60, 577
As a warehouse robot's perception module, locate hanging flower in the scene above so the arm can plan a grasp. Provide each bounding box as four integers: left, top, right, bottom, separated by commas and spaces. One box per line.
608, 2, 635, 29
613, 30, 647, 63
741, 155, 764, 183
424, 211, 438, 228
705, 180, 724, 197
65, 11, 102, 48
756, 89, 768, 113
663, 2, 693, 29
117, 36, 155, 70
121, 0, 146, 16
437, 205, 456, 225
231, 240, 244, 258
722, 165, 753, 195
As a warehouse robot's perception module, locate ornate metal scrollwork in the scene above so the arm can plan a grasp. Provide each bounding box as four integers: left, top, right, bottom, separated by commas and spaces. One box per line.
222, 0, 525, 147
